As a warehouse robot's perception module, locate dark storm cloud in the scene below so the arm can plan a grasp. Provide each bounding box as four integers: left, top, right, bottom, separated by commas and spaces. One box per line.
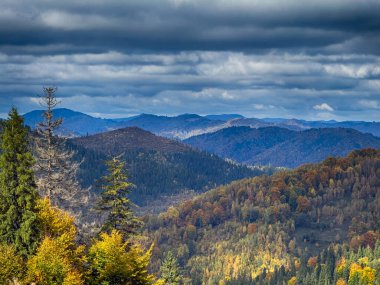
0, 0, 379, 121
1, 0, 380, 54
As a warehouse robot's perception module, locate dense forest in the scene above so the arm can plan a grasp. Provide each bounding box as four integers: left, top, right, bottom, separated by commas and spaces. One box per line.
68, 127, 270, 206
144, 149, 380, 284
184, 126, 380, 168
0, 91, 379, 284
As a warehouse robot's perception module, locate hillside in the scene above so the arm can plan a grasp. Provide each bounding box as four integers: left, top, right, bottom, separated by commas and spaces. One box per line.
72, 127, 189, 154
69, 127, 268, 207
184, 126, 380, 168
144, 149, 380, 284
184, 126, 294, 163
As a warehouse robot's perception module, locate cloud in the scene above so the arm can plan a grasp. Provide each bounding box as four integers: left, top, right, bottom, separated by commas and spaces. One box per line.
0, 0, 379, 121
359, 100, 380, 110
0, 50, 379, 120
313, 103, 334, 112
0, 0, 379, 54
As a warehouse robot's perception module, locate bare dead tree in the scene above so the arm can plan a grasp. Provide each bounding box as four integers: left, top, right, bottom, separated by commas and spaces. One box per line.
34, 87, 89, 217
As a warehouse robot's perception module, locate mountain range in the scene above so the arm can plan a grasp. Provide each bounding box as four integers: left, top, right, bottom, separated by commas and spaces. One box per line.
23, 108, 380, 139
184, 126, 380, 168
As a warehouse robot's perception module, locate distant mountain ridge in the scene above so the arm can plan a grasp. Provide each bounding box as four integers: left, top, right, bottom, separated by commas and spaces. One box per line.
23, 108, 121, 137
23, 108, 380, 139
184, 126, 380, 168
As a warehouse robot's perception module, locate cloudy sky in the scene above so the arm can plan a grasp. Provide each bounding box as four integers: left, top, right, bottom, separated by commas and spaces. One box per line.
1, 0, 379, 120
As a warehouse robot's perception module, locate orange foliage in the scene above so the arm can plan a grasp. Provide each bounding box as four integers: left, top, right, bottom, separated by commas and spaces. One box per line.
307, 256, 318, 268
247, 223, 257, 234
296, 196, 311, 213
350, 231, 380, 250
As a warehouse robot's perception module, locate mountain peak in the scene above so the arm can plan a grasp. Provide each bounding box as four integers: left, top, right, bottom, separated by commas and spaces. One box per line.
72, 126, 190, 154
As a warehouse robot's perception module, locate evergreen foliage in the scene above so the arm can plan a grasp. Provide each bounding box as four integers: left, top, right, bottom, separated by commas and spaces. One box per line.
97, 157, 142, 236
69, 129, 267, 207
0, 107, 40, 256
160, 251, 183, 285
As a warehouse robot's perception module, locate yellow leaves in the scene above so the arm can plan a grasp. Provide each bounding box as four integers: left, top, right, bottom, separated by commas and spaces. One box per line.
358, 256, 369, 266
294, 258, 301, 271
232, 255, 241, 278
88, 230, 155, 285
288, 276, 297, 285
336, 257, 347, 275
309, 187, 316, 197
0, 243, 24, 284
154, 279, 165, 285
361, 266, 376, 285
336, 278, 346, 285
26, 236, 84, 285
349, 262, 362, 277
348, 262, 376, 285
37, 197, 76, 241
27, 198, 85, 285
63, 270, 84, 285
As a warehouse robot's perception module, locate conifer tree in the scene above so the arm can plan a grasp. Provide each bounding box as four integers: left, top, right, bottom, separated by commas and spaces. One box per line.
35, 87, 88, 216
97, 157, 142, 236
0, 107, 40, 256
160, 251, 183, 285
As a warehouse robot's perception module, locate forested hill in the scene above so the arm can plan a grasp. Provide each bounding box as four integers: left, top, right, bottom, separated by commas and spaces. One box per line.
144, 149, 380, 284
72, 126, 189, 154
69, 127, 270, 207
184, 126, 380, 168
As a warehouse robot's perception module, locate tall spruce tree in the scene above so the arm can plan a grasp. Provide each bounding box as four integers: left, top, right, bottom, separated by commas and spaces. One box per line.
160, 251, 183, 285
97, 157, 142, 236
0, 107, 40, 256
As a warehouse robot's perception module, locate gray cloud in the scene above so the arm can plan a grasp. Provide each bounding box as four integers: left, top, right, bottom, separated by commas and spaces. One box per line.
1, 0, 380, 54
0, 0, 379, 121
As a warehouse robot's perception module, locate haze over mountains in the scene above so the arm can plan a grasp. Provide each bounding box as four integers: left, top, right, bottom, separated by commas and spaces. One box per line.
23, 108, 380, 139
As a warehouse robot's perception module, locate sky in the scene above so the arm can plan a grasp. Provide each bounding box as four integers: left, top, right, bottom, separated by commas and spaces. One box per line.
0, 0, 379, 121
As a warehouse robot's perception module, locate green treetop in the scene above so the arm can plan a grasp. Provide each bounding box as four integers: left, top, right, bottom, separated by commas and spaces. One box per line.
160, 251, 183, 285
0, 107, 40, 256
97, 157, 142, 236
